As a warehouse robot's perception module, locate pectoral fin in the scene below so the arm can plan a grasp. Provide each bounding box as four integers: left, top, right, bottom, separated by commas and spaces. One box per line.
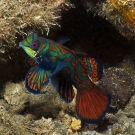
25, 66, 52, 94
25, 56, 38, 68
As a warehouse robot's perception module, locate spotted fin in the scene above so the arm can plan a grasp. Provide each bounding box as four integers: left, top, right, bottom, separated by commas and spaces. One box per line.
25, 66, 52, 94
56, 36, 70, 44
76, 52, 103, 81
25, 56, 38, 68
76, 84, 111, 123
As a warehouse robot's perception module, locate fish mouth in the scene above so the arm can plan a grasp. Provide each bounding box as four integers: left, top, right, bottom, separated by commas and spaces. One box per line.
19, 42, 36, 58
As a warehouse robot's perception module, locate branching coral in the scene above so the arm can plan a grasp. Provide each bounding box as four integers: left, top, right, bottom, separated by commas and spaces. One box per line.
0, 0, 73, 47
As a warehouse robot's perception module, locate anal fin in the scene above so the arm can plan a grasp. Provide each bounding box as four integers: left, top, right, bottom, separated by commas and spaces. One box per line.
58, 78, 75, 103
51, 76, 75, 103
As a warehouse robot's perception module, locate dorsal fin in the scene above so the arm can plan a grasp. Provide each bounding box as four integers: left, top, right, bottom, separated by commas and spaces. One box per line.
76, 52, 103, 82
56, 36, 70, 44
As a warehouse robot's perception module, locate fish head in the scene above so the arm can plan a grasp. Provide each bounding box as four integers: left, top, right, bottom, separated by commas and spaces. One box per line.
19, 33, 42, 58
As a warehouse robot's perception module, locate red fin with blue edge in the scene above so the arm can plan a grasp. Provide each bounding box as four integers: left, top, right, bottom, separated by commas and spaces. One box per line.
76, 52, 103, 81
25, 66, 51, 94
76, 84, 111, 123
58, 78, 75, 103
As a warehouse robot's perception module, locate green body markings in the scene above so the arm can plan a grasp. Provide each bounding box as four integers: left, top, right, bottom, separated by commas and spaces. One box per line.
20, 33, 111, 124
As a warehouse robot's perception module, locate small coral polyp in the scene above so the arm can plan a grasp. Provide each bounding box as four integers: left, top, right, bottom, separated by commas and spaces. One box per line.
123, 7, 135, 26
110, 0, 128, 8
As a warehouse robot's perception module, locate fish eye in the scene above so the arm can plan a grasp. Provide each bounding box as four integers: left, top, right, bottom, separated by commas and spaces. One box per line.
31, 41, 40, 50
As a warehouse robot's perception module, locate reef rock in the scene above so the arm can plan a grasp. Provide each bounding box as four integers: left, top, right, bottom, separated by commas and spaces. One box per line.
100, 0, 135, 39
3, 81, 76, 118
98, 67, 134, 109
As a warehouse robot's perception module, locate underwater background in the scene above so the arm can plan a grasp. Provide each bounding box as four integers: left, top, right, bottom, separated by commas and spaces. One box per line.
1, 0, 135, 134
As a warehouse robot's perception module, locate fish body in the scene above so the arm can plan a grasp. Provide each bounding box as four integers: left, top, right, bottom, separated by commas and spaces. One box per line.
19, 33, 111, 124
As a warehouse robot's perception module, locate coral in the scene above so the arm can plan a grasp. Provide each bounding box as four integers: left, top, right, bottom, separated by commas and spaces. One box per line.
4, 82, 29, 105
32, 117, 56, 134
117, 56, 135, 85
0, 100, 35, 134
0, 102, 71, 134
1, 1, 135, 134
98, 67, 134, 109
99, 0, 135, 39
105, 113, 118, 124
123, 7, 135, 26
109, 0, 135, 28
3, 81, 63, 117
124, 95, 135, 117
0, 82, 76, 134
0, 0, 75, 85
31, 111, 79, 134
79, 131, 103, 135
97, 95, 135, 135
109, 0, 128, 8
1, 80, 135, 134
107, 100, 135, 134
2, 81, 76, 118
0, 0, 73, 47
71, 117, 81, 131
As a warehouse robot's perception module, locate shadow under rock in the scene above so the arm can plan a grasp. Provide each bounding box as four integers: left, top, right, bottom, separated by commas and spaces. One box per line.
55, 1, 135, 67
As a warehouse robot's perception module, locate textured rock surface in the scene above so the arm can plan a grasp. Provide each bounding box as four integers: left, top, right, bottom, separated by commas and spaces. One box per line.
0, 0, 73, 45
98, 67, 134, 109
118, 56, 135, 84
3, 81, 76, 118
0, 80, 135, 134
99, 0, 135, 39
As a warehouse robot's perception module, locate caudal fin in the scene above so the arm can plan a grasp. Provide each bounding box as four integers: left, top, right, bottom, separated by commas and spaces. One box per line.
76, 84, 111, 123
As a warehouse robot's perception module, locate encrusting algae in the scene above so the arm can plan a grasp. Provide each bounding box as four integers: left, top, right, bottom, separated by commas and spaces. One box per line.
0, 0, 73, 47
99, 0, 135, 39
109, 0, 135, 27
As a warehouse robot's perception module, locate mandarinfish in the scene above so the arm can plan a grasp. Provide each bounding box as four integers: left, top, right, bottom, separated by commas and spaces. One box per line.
19, 33, 111, 124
